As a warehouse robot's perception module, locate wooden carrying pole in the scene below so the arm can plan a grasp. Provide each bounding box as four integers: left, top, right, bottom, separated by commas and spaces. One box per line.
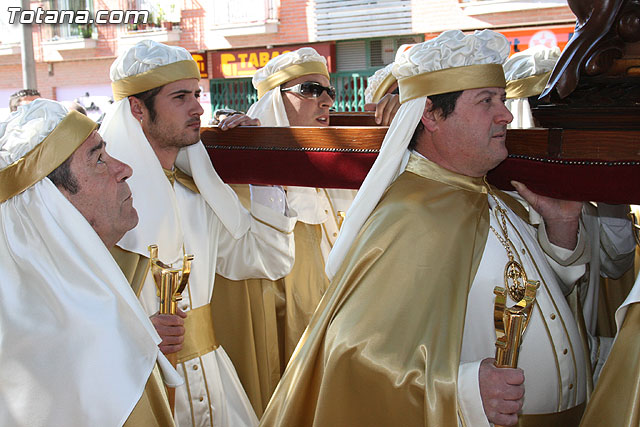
201, 122, 640, 204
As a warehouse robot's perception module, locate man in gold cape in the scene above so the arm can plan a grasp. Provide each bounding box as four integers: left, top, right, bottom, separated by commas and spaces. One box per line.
261, 30, 594, 427
581, 272, 640, 425
212, 48, 342, 416
212, 47, 401, 416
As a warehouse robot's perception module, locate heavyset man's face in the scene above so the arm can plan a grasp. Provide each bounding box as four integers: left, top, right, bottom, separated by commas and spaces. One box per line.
281, 74, 333, 127
430, 87, 513, 177
61, 130, 138, 247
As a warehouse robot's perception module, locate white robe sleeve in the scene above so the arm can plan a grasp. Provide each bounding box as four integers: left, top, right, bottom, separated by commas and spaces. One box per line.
596, 204, 635, 279
214, 190, 297, 281
536, 218, 589, 294
457, 361, 491, 427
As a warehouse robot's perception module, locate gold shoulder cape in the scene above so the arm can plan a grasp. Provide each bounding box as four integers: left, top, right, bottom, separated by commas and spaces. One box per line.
260, 154, 489, 426
580, 302, 640, 426
213, 185, 330, 416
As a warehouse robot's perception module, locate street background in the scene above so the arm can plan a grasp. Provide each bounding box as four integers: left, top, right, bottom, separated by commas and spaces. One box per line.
0, 0, 576, 122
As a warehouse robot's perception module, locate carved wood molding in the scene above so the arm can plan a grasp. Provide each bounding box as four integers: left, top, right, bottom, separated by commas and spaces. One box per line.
542, 0, 640, 100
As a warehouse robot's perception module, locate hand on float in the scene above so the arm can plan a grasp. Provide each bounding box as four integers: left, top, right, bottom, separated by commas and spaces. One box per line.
511, 180, 583, 250
219, 113, 261, 130
364, 93, 400, 125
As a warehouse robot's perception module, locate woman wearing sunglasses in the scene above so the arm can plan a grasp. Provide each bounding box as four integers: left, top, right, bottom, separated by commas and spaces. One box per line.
213, 48, 381, 417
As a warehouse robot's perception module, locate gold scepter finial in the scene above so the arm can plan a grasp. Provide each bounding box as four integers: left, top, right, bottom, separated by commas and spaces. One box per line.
148, 244, 194, 315
493, 279, 539, 368
147, 244, 194, 416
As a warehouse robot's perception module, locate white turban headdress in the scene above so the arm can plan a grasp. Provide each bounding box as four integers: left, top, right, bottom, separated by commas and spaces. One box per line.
0, 98, 180, 426
326, 30, 510, 279
101, 39, 251, 264
247, 47, 329, 126
504, 45, 560, 128
365, 63, 396, 104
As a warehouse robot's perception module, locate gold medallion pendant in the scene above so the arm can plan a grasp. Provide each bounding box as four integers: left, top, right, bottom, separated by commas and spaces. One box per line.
504, 259, 527, 302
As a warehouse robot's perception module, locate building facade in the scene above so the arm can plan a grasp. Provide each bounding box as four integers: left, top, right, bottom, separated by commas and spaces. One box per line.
0, 0, 576, 119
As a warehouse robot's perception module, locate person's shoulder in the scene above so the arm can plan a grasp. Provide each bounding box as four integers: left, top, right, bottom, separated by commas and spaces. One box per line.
375, 172, 464, 218
363, 176, 441, 239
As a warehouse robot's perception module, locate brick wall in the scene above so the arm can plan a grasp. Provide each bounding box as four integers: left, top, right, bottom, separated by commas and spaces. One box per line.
0, 57, 113, 101
180, 6, 206, 51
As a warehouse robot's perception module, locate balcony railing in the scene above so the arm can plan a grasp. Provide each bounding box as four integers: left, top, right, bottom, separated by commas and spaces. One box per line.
212, 0, 278, 26
209, 0, 279, 36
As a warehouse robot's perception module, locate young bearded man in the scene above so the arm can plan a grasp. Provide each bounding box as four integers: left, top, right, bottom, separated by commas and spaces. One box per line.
100, 40, 297, 427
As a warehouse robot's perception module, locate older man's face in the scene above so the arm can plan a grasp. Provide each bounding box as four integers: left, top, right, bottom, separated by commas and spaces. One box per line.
281, 73, 333, 126
60, 130, 138, 247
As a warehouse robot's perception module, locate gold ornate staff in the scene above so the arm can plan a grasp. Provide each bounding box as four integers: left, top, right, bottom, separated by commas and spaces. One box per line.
487, 191, 540, 426
493, 280, 538, 368
148, 244, 194, 415
492, 279, 538, 427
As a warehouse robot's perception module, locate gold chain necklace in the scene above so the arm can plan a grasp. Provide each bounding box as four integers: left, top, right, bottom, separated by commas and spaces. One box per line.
488, 192, 529, 302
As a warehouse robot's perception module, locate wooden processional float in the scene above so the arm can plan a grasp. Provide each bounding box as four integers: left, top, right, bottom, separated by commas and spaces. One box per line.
201, 0, 640, 204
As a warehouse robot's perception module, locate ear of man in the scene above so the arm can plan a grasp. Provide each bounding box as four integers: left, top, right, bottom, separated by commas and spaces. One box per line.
420, 98, 439, 132
128, 96, 145, 122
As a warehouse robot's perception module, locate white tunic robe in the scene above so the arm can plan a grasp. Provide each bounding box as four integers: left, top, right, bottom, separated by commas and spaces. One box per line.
285, 186, 356, 262
136, 180, 296, 427
458, 195, 589, 426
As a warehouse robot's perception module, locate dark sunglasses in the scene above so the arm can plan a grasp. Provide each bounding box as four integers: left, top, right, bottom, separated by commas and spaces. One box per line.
281, 81, 336, 100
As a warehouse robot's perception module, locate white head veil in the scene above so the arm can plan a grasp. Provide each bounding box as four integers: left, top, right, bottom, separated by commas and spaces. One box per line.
365, 62, 396, 104
504, 45, 560, 129
246, 47, 334, 224
325, 30, 510, 280
0, 99, 178, 426
246, 47, 329, 126
100, 40, 251, 264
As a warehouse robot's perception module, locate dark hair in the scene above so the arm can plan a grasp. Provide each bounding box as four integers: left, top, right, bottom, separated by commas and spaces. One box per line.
131, 86, 162, 122
9, 88, 41, 112
408, 90, 463, 150
47, 155, 79, 194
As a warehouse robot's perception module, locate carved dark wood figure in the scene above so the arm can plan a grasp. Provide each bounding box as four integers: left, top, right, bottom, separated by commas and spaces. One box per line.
542, 0, 639, 99
537, 0, 640, 128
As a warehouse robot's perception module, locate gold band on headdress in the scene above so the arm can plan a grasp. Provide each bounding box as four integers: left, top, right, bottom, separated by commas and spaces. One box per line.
111, 60, 201, 101
256, 61, 329, 99
371, 72, 397, 104
506, 71, 551, 99
399, 63, 507, 104
0, 110, 97, 203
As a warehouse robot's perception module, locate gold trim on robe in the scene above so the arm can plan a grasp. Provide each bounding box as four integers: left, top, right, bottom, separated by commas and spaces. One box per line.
110, 246, 149, 297
260, 154, 489, 426
177, 304, 219, 363
212, 272, 280, 418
